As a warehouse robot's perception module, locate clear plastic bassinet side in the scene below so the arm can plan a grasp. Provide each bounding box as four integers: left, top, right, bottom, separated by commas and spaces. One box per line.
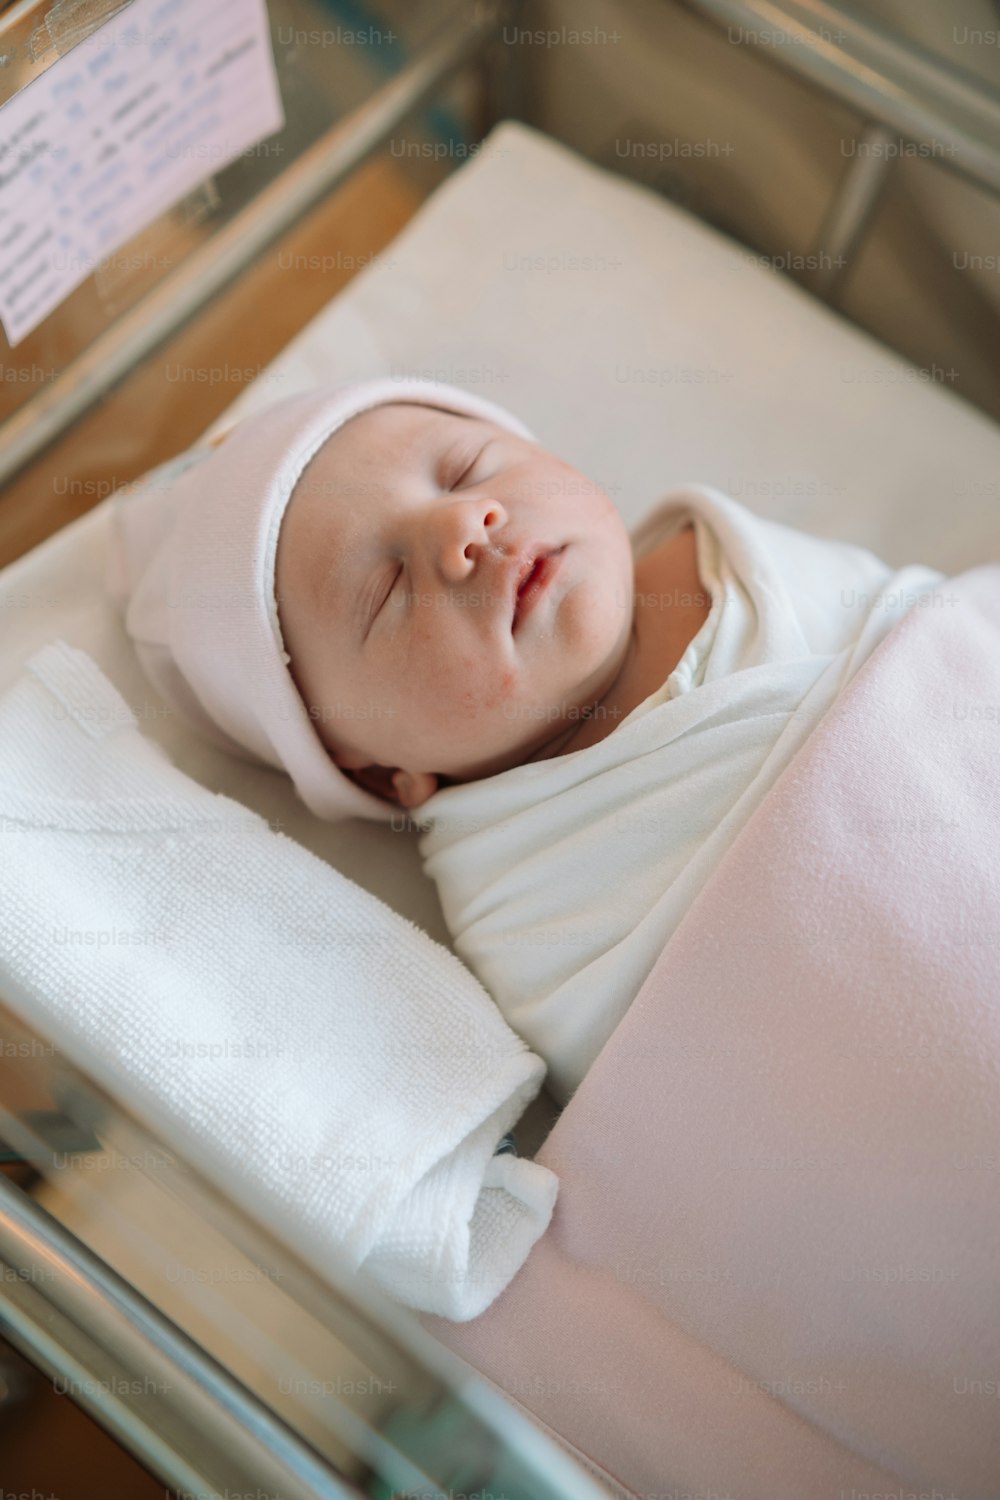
0, 997, 615, 1500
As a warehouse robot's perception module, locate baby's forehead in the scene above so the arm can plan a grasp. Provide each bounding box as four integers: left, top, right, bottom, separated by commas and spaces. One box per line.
284, 403, 483, 549
294, 403, 480, 505
278, 404, 478, 619
313, 402, 470, 489
334, 400, 472, 456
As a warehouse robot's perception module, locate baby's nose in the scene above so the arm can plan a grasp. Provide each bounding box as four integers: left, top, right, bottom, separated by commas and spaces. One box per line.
435, 498, 508, 579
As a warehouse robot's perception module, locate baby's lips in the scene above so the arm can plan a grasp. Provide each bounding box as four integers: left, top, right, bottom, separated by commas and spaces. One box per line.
512, 546, 566, 632
490, 544, 536, 631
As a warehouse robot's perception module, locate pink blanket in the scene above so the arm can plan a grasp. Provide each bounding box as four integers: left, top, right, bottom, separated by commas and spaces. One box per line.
423, 566, 1000, 1500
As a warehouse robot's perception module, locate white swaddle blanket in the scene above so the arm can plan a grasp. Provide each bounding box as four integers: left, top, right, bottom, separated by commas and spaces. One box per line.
418, 486, 945, 1104
0, 642, 557, 1320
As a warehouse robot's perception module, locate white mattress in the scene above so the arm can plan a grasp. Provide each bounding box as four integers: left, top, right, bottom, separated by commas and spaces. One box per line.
3, 119, 999, 935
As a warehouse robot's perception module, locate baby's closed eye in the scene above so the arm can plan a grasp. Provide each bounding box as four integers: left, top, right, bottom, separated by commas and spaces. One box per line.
448, 437, 496, 490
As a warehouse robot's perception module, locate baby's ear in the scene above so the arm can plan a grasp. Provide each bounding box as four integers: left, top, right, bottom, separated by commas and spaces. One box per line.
392, 769, 440, 809
338, 761, 439, 809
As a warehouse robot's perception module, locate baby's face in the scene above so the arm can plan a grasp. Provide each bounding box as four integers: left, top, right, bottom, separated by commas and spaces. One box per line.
275, 401, 635, 806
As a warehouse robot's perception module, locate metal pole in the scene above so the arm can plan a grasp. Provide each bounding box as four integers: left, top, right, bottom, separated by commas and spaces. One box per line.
808, 120, 897, 299
677, 0, 1000, 194
0, 1173, 362, 1499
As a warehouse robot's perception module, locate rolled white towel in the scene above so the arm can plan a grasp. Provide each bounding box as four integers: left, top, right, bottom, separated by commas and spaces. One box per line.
0, 641, 557, 1320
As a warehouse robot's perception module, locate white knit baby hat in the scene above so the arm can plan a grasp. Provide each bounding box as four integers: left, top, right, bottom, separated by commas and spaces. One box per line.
106, 377, 535, 822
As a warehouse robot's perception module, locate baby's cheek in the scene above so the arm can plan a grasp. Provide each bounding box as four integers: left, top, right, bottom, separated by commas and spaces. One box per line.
421, 659, 517, 747
451, 657, 515, 717
482, 667, 516, 717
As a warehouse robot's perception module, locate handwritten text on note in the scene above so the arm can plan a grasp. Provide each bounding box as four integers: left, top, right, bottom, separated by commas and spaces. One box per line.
0, 0, 284, 347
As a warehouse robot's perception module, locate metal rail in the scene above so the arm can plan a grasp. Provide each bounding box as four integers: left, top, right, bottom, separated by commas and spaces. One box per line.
678, 0, 1000, 296
0, 1173, 362, 1498
0, 0, 509, 489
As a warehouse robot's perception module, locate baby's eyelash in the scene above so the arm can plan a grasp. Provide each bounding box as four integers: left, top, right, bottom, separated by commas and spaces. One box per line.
375, 565, 402, 618
450, 443, 488, 489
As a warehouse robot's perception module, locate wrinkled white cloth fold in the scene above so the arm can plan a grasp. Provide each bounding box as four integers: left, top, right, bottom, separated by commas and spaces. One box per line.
418, 486, 945, 1104
0, 641, 557, 1320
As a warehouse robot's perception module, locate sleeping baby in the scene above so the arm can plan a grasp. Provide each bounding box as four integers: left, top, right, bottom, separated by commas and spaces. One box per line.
110, 378, 945, 1103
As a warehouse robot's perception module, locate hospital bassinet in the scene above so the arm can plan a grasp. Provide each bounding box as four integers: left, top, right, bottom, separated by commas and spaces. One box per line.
1, 1, 999, 1496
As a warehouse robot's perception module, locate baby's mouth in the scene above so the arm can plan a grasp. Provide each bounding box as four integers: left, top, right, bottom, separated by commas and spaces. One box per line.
512, 547, 566, 632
